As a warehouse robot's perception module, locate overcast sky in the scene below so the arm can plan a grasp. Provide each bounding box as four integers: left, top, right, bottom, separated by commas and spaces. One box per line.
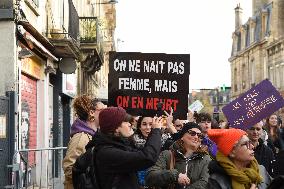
114, 0, 251, 90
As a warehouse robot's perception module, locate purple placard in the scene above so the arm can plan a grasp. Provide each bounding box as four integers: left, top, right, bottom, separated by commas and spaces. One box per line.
222, 79, 284, 130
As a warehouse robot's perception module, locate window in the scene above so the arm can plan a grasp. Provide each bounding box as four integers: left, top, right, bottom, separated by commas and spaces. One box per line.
262, 12, 267, 39
242, 64, 246, 89
268, 66, 274, 85
281, 63, 284, 88
241, 28, 246, 50
276, 64, 280, 88
250, 24, 255, 44
234, 68, 238, 92
242, 81, 246, 89
234, 84, 238, 92
223, 96, 227, 103
250, 59, 255, 85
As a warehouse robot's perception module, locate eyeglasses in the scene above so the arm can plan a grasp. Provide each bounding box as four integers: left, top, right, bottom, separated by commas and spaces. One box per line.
238, 140, 254, 149
248, 127, 261, 131
187, 130, 204, 139
175, 124, 183, 128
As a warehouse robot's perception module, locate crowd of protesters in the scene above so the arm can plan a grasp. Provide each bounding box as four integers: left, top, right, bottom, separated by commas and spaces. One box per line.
63, 94, 284, 189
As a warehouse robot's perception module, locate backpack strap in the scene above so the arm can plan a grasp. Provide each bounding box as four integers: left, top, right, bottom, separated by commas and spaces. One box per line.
167, 150, 176, 189
92, 146, 102, 188
167, 150, 175, 170
170, 150, 175, 170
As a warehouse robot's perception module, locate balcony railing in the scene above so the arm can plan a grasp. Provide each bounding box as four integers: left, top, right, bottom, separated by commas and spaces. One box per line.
31, 0, 39, 7
79, 17, 98, 43
47, 0, 79, 42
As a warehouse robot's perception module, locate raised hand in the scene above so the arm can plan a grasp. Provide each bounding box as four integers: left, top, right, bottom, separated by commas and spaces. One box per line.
187, 109, 195, 122
152, 116, 163, 129
164, 107, 177, 134
164, 107, 173, 127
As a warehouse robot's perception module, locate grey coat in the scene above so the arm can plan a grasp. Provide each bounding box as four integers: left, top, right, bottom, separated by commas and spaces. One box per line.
145, 143, 211, 189
207, 160, 272, 189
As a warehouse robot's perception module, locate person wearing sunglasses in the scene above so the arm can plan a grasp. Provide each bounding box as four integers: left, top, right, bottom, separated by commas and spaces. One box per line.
247, 121, 275, 177
207, 129, 271, 189
146, 122, 211, 188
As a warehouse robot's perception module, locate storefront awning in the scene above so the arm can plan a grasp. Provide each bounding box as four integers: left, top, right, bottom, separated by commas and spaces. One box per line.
17, 21, 54, 51
24, 32, 58, 61
17, 22, 58, 61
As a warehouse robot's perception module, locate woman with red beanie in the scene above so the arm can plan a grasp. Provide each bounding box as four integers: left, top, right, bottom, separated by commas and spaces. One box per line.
88, 106, 163, 189
207, 129, 271, 189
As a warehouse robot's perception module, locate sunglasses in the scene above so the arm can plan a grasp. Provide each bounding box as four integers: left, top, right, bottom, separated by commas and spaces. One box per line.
248, 127, 261, 131
187, 130, 204, 139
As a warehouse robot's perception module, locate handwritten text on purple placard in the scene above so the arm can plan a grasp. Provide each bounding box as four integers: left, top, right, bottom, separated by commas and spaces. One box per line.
222, 79, 284, 129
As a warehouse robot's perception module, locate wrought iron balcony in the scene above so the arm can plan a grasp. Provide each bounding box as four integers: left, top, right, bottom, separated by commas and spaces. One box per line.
79, 17, 98, 43
47, 0, 80, 58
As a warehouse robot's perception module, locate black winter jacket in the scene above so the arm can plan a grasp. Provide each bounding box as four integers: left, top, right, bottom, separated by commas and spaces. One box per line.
207, 160, 271, 189
89, 128, 162, 189
254, 139, 275, 177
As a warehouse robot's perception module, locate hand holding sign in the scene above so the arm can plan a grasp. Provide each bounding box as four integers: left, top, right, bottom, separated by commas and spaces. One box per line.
164, 107, 173, 125
222, 79, 284, 130
164, 107, 178, 134
188, 100, 204, 113
152, 116, 163, 130
108, 52, 190, 119
187, 109, 195, 122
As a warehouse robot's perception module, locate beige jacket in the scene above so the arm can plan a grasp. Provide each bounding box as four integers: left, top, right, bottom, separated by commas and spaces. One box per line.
63, 132, 92, 187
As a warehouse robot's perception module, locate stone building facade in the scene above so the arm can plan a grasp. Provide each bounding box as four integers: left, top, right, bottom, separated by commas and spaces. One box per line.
229, 0, 284, 117
0, 0, 116, 187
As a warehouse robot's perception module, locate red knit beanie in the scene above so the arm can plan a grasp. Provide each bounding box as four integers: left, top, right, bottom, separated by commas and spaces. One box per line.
99, 107, 127, 134
207, 128, 247, 156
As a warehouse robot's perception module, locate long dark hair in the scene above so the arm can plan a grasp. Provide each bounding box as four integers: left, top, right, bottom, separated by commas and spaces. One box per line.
264, 114, 281, 141
135, 116, 152, 139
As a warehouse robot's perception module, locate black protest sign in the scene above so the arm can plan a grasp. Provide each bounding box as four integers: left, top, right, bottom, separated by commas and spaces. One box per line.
108, 52, 190, 119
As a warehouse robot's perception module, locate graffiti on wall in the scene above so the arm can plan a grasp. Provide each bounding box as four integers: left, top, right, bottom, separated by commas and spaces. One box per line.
21, 100, 30, 150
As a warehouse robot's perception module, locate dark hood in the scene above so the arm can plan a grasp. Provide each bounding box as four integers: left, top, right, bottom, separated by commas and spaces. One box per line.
208, 160, 227, 175
70, 118, 96, 137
